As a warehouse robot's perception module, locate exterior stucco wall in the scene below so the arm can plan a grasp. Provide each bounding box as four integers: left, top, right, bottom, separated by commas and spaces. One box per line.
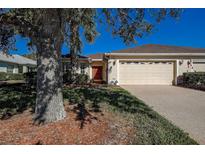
193, 63, 205, 72
84, 65, 90, 76
13, 65, 19, 74
178, 59, 191, 76
193, 59, 205, 72
178, 59, 205, 76
23, 66, 28, 73
107, 59, 119, 85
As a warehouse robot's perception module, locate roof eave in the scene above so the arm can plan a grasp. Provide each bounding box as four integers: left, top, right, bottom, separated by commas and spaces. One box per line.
91, 59, 103, 61
105, 53, 205, 56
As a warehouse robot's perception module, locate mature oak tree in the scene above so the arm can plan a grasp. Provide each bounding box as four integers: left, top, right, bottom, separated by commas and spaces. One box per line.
0, 8, 181, 123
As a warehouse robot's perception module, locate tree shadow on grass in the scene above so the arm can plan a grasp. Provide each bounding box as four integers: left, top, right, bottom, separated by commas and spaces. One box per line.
72, 102, 98, 129
0, 83, 36, 120
1, 84, 155, 127
63, 85, 157, 128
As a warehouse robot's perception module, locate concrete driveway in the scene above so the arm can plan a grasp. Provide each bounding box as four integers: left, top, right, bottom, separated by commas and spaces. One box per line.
121, 85, 205, 144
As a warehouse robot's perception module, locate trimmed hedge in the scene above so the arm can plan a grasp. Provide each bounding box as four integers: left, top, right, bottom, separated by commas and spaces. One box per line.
0, 72, 24, 81
183, 72, 205, 85
178, 72, 205, 91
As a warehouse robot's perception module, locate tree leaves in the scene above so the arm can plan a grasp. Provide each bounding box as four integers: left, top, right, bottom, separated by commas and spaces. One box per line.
101, 8, 182, 45
0, 8, 182, 52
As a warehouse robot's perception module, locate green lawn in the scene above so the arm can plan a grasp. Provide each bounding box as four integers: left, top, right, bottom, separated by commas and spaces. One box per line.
63, 85, 198, 144
0, 84, 198, 144
0, 84, 36, 119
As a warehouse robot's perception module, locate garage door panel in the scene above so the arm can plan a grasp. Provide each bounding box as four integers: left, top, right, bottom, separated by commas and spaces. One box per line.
119, 62, 174, 85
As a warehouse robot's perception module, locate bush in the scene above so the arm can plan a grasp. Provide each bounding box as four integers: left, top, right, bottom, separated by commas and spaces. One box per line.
24, 72, 37, 87
183, 72, 205, 85
76, 74, 90, 85
63, 71, 90, 85
0, 85, 36, 119
0, 72, 24, 81
23, 71, 90, 87
178, 72, 205, 91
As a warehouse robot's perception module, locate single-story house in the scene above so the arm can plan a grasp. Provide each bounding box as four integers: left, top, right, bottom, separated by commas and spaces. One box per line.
0, 52, 36, 74
3, 44, 204, 85
64, 44, 205, 85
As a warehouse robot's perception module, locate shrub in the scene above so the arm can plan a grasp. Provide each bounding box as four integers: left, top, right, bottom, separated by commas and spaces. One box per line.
183, 72, 205, 85
0, 72, 24, 81
23, 71, 90, 86
76, 73, 90, 85
0, 85, 36, 119
24, 72, 37, 88
63, 71, 90, 85
63, 71, 72, 84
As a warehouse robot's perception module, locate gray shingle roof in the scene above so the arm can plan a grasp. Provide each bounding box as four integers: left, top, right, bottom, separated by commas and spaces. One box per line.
0, 52, 36, 66
112, 44, 205, 53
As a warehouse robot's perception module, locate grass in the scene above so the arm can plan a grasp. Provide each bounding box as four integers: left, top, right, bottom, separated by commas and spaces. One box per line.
0, 84, 36, 119
0, 84, 198, 144
63, 85, 198, 144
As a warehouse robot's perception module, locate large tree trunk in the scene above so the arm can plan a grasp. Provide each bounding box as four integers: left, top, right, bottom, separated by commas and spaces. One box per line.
33, 9, 66, 124
34, 40, 66, 124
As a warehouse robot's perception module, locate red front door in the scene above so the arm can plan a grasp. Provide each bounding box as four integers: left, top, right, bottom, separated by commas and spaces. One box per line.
92, 66, 103, 80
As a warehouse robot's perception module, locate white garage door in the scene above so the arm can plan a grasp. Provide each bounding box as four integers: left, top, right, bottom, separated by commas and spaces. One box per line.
119, 61, 174, 85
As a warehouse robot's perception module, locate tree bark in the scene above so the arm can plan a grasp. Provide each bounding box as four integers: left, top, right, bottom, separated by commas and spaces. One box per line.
32, 9, 67, 124
34, 39, 66, 124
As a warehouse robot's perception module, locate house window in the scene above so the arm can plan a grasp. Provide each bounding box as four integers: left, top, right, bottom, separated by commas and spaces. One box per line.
7, 65, 14, 73
18, 66, 23, 73
80, 63, 86, 74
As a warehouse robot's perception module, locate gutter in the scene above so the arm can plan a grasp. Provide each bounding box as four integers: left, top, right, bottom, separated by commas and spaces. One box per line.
0, 59, 36, 66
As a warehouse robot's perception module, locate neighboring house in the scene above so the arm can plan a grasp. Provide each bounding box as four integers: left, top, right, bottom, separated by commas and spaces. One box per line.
87, 44, 205, 85
0, 52, 36, 74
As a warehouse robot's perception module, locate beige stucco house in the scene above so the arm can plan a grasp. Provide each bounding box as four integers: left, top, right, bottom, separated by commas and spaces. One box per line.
72, 44, 205, 85
3, 44, 204, 85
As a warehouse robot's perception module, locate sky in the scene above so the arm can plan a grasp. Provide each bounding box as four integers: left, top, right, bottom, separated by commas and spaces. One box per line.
10, 8, 205, 56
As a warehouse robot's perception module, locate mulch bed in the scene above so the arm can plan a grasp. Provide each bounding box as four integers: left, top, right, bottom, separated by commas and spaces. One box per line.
0, 104, 134, 145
